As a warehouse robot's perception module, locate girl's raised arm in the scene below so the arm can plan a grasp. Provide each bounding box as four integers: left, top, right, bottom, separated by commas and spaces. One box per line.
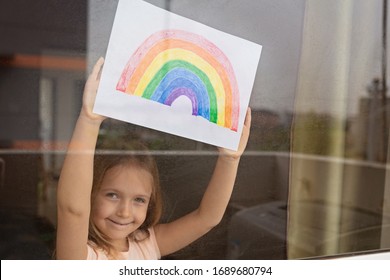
155, 108, 251, 257
56, 58, 105, 259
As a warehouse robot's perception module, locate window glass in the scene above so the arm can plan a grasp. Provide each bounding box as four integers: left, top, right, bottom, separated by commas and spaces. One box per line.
0, 0, 389, 260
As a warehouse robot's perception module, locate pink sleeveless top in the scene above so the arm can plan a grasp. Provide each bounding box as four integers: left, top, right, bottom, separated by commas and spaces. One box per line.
87, 228, 161, 260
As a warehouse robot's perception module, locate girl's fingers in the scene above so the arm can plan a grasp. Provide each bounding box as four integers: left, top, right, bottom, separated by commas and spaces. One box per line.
91, 57, 105, 80
244, 107, 252, 128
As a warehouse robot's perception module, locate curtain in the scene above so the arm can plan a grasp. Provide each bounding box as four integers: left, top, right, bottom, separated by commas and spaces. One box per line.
288, 0, 390, 258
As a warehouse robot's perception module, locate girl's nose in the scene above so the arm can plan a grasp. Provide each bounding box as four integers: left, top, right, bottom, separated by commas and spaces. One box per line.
117, 201, 132, 218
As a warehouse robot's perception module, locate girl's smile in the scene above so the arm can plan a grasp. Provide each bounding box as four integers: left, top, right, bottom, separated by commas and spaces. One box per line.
107, 218, 133, 227
106, 218, 134, 230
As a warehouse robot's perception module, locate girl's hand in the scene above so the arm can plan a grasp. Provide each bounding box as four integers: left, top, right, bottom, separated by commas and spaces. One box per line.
218, 107, 252, 160
80, 57, 106, 123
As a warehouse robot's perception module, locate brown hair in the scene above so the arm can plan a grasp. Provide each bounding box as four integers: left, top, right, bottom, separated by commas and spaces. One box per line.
88, 145, 162, 257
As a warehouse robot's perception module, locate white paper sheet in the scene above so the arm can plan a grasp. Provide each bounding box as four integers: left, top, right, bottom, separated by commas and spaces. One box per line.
93, 0, 262, 150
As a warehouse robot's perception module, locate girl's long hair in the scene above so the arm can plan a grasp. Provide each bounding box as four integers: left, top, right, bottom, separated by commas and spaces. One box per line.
88, 145, 162, 258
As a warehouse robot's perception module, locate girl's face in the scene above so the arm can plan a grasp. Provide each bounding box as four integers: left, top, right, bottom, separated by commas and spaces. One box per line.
91, 164, 153, 251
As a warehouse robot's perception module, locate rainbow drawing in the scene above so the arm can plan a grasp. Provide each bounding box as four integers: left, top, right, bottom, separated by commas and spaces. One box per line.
116, 29, 240, 131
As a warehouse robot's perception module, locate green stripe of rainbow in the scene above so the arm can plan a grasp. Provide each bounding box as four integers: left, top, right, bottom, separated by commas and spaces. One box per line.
116, 29, 240, 131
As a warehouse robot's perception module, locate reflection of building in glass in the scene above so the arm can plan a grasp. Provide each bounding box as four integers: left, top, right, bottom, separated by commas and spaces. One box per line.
350, 78, 390, 162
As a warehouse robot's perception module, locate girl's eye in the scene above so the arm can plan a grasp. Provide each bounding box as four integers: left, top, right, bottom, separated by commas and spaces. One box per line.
106, 193, 119, 199
135, 197, 147, 204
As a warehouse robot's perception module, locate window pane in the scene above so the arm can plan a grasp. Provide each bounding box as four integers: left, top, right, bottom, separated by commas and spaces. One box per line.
1, 0, 389, 260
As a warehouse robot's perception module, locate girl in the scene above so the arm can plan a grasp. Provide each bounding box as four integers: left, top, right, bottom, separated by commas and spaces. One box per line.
56, 57, 251, 259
